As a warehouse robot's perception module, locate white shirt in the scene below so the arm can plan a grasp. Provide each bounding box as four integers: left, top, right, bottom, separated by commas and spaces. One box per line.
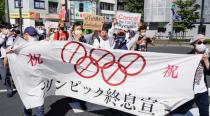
0, 32, 6, 45
93, 36, 114, 49
92, 26, 115, 49
194, 62, 207, 94
0, 33, 7, 58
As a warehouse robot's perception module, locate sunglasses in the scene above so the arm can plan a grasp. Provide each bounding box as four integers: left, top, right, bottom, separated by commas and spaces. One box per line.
197, 41, 207, 45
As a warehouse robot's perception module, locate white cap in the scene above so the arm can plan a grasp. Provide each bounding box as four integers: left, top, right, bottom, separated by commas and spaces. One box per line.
190, 34, 206, 44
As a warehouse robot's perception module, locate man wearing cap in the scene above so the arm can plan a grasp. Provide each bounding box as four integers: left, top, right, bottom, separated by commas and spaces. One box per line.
5, 26, 45, 116
171, 34, 210, 116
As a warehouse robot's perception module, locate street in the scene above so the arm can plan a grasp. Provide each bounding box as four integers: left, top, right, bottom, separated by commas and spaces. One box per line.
0, 45, 209, 116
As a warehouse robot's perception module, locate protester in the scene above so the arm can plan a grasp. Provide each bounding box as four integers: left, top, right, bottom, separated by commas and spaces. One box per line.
37, 25, 46, 41
92, 25, 115, 49
0, 23, 15, 97
5, 26, 45, 116
68, 22, 92, 110
46, 28, 55, 40
135, 25, 155, 52
68, 22, 87, 43
53, 21, 68, 40
92, 20, 139, 50
171, 34, 210, 116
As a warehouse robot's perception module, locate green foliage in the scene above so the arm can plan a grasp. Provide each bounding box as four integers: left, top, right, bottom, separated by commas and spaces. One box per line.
124, 0, 144, 13
0, 0, 5, 23
173, 0, 200, 33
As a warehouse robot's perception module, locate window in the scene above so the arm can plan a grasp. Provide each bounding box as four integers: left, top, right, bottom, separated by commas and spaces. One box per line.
34, 0, 45, 9
14, 0, 23, 8
100, 2, 114, 11
79, 3, 84, 12
49, 2, 58, 14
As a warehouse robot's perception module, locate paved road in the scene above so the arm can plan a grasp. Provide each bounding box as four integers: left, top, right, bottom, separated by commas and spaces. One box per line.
0, 45, 209, 116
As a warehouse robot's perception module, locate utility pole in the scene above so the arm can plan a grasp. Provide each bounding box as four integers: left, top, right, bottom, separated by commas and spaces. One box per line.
5, 0, 10, 23
18, 0, 23, 35
169, 0, 174, 39
198, 0, 205, 35
65, 0, 69, 22
96, 0, 100, 15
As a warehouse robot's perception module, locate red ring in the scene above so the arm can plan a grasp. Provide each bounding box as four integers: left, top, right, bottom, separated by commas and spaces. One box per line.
118, 53, 146, 76
101, 61, 127, 86
74, 56, 99, 79
90, 48, 115, 69
61, 41, 87, 64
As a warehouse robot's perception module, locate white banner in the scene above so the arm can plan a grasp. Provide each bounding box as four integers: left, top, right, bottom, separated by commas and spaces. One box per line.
116, 11, 141, 30
8, 41, 201, 116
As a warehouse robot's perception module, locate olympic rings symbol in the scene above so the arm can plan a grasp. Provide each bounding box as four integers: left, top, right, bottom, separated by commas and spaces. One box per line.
61, 41, 146, 86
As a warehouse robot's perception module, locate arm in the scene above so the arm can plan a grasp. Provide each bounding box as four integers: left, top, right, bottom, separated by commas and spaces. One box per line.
6, 36, 14, 48
108, 21, 118, 42
0, 34, 6, 46
126, 32, 140, 50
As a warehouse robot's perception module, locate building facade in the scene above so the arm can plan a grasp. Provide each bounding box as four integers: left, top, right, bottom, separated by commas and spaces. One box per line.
9, 0, 61, 30
8, 0, 118, 29
99, 0, 117, 22
69, 0, 117, 24
69, 0, 96, 24
144, 0, 210, 38
117, 0, 127, 11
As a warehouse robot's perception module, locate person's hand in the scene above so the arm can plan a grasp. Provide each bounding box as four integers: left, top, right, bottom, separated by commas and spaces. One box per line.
203, 52, 210, 70
75, 34, 82, 41
92, 31, 98, 38
203, 52, 209, 60
6, 48, 14, 54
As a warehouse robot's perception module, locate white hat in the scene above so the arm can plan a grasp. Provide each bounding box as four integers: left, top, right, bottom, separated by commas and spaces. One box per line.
190, 34, 206, 44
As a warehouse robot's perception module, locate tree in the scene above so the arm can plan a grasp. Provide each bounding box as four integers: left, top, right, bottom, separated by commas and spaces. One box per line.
173, 0, 200, 37
0, 0, 5, 23
124, 0, 144, 13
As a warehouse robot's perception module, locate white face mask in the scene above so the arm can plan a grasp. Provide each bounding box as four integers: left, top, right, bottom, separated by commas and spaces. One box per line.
196, 44, 207, 53
75, 30, 82, 35
28, 36, 38, 42
141, 32, 146, 36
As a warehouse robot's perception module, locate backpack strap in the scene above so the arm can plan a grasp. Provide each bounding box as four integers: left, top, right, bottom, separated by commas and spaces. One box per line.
64, 31, 69, 40
96, 36, 100, 44
57, 31, 60, 40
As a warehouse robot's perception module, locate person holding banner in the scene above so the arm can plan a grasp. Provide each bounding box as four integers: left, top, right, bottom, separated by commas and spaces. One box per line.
0, 23, 15, 97
5, 26, 45, 116
172, 34, 210, 116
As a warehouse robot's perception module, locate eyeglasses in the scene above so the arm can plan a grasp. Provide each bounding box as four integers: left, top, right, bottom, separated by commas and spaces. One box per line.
197, 41, 207, 45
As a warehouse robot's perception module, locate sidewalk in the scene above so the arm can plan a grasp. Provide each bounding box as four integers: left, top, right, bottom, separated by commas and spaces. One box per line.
152, 40, 210, 48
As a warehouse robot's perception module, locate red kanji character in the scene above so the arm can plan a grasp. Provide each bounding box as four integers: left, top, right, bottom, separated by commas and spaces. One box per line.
164, 65, 179, 78
27, 53, 43, 66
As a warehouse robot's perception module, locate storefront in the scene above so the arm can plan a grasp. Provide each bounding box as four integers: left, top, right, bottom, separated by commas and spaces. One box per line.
10, 12, 41, 29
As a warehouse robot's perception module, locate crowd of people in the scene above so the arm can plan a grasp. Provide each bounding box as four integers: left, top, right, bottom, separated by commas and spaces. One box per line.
0, 19, 209, 116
